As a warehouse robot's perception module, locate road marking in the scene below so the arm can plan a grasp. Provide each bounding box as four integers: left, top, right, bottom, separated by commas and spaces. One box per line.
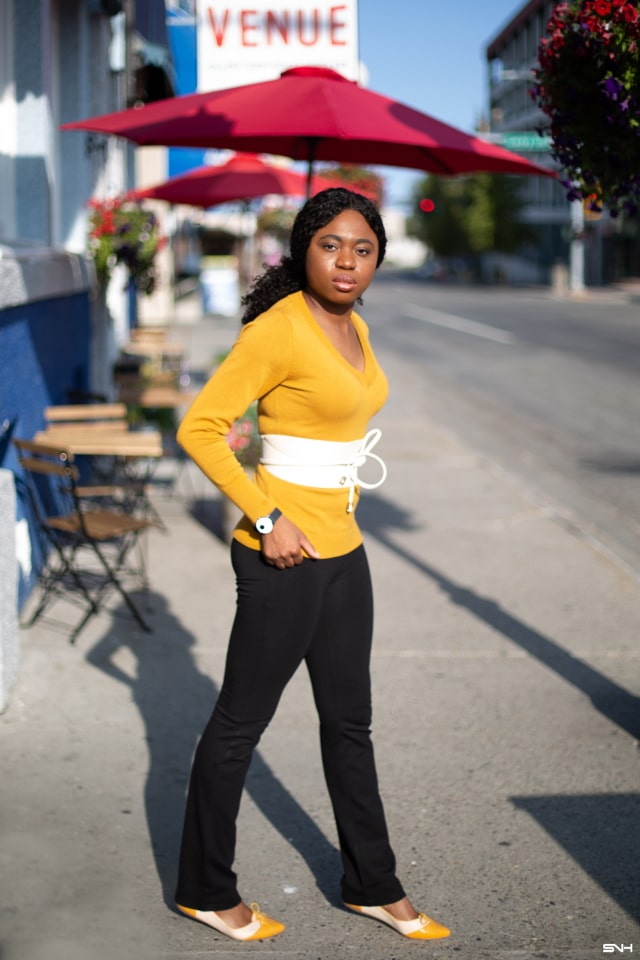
403, 302, 516, 344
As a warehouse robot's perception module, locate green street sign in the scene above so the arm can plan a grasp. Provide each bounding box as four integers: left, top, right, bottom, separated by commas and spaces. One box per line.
500, 131, 552, 152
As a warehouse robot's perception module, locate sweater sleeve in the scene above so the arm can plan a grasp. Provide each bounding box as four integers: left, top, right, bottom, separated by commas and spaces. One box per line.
176, 310, 291, 522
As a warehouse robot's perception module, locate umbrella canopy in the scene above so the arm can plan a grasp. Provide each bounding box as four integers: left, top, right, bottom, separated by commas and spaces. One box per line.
62, 65, 554, 191
135, 153, 310, 207
132, 152, 378, 208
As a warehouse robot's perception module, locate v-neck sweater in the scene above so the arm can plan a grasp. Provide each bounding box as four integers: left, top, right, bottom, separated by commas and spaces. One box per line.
176, 291, 389, 558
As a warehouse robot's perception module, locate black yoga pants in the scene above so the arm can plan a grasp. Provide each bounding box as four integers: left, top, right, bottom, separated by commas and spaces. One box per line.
175, 540, 405, 912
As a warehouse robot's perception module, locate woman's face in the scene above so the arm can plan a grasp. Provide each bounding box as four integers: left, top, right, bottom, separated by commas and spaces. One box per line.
304, 209, 380, 310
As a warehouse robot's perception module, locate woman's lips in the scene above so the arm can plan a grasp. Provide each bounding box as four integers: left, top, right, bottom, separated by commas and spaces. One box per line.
333, 275, 357, 291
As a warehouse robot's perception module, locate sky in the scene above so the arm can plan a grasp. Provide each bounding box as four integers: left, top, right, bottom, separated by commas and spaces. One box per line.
355, 0, 529, 207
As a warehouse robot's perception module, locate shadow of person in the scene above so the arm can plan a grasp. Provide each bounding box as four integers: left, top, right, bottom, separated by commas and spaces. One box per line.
358, 492, 640, 741
188, 496, 224, 541
357, 490, 640, 918
85, 591, 341, 911
356, 490, 420, 539
512, 792, 640, 923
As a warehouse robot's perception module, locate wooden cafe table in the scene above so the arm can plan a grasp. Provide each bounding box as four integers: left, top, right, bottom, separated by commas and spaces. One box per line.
32, 425, 166, 523
32, 426, 164, 459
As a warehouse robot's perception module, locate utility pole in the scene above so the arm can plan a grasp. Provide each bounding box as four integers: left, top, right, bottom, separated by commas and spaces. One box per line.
569, 199, 585, 295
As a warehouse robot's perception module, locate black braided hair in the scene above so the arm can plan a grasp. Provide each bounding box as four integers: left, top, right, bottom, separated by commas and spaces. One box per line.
240, 187, 387, 324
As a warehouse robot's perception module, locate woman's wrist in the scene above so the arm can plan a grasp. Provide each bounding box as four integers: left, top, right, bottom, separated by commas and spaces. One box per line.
255, 507, 282, 535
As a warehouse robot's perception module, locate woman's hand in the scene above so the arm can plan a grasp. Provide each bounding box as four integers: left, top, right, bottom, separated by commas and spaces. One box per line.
260, 514, 320, 568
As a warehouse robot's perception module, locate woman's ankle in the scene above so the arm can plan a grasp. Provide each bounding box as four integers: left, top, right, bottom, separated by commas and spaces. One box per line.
382, 897, 419, 921
214, 902, 254, 928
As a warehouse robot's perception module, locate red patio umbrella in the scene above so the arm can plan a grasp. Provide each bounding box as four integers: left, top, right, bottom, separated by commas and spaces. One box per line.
135, 153, 309, 207
133, 152, 377, 207
62, 66, 554, 194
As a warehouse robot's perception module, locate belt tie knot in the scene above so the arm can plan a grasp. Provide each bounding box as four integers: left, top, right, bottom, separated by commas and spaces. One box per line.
340, 428, 387, 513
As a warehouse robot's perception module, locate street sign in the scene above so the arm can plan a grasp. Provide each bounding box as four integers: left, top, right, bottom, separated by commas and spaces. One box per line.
499, 131, 552, 152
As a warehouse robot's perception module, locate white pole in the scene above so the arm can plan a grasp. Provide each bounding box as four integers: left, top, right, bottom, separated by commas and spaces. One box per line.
569, 200, 585, 294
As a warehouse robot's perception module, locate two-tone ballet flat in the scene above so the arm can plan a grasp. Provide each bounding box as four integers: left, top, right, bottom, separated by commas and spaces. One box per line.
344, 902, 451, 940
176, 902, 285, 941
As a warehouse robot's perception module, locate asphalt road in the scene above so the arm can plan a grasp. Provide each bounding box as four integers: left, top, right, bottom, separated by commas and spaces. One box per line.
365, 274, 640, 576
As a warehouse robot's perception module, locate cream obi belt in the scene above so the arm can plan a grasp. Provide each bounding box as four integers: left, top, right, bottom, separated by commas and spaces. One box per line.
260, 428, 387, 513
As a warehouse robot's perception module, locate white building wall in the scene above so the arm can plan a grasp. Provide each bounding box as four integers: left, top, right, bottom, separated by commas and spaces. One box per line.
54, 0, 131, 388
0, 0, 131, 710
0, 0, 17, 241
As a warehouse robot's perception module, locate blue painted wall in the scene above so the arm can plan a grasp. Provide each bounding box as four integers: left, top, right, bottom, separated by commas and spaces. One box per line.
0, 292, 91, 605
166, 5, 208, 178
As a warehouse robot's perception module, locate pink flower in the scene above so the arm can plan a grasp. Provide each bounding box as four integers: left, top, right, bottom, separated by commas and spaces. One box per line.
227, 418, 257, 454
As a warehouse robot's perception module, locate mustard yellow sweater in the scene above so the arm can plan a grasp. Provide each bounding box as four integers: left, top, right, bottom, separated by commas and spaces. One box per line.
176, 291, 389, 558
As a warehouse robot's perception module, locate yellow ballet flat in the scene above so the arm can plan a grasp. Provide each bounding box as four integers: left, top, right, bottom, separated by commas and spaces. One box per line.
176, 902, 285, 941
344, 902, 451, 940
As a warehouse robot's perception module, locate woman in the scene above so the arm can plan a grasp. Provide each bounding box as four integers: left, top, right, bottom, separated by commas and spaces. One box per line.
174, 188, 450, 944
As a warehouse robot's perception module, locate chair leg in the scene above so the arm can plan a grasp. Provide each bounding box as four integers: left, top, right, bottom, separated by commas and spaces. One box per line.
167, 455, 197, 501
116, 459, 167, 531
68, 601, 102, 645
23, 540, 100, 629
88, 538, 152, 634
25, 536, 151, 643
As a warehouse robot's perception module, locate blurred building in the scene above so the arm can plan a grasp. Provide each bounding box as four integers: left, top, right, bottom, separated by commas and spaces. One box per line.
380, 208, 426, 270
0, 0, 173, 710
485, 0, 616, 287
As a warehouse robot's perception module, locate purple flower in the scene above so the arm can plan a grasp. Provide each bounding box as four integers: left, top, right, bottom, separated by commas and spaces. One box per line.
602, 76, 624, 99
563, 182, 584, 202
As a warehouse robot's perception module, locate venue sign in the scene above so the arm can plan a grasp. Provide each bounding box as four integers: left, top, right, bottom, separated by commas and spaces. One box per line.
197, 2, 360, 92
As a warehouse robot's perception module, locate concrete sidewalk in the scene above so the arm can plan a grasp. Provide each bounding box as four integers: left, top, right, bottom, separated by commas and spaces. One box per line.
1, 309, 639, 960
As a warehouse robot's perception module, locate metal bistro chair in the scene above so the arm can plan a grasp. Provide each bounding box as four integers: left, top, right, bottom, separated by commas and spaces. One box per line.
14, 438, 154, 643
41, 403, 163, 526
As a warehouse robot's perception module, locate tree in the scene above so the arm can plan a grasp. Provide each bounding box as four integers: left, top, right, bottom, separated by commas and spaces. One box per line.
256, 208, 296, 246
316, 164, 385, 206
466, 174, 534, 254
408, 173, 534, 268
408, 176, 469, 258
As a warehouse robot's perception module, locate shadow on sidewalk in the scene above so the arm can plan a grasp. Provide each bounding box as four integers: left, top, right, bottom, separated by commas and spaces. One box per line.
85, 592, 341, 910
512, 793, 640, 923
357, 493, 640, 743
358, 493, 640, 922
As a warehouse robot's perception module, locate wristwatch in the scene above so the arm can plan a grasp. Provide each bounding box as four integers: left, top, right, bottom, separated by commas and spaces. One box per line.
255, 507, 282, 534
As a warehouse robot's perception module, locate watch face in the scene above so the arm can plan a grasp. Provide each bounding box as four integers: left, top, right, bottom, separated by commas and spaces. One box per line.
256, 516, 273, 534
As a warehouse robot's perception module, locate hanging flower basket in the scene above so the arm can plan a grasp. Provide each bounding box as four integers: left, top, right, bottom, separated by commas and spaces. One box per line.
87, 197, 164, 294
531, 0, 640, 215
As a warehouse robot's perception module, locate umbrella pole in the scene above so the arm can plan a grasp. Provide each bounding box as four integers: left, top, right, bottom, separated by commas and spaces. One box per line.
305, 138, 319, 198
